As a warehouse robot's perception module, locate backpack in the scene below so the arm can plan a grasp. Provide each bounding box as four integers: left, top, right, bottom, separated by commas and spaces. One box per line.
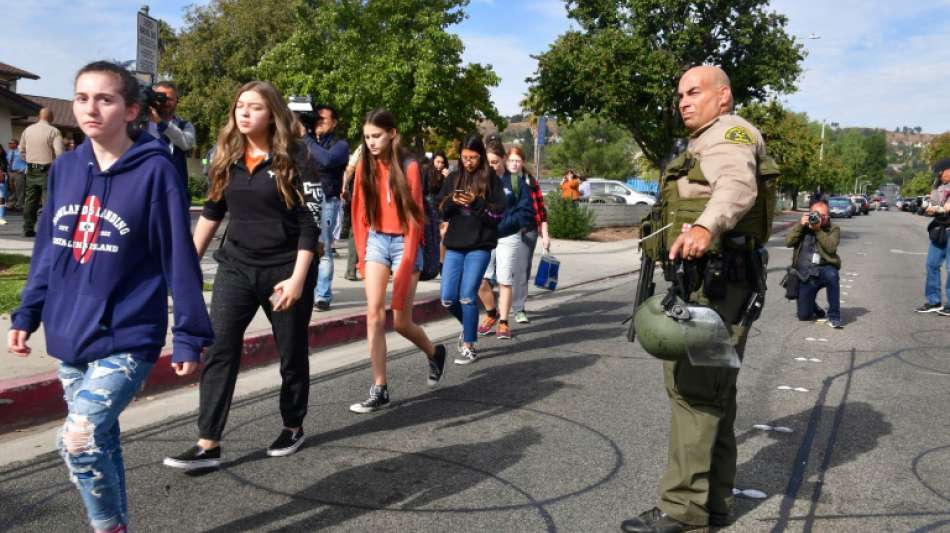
403, 157, 441, 281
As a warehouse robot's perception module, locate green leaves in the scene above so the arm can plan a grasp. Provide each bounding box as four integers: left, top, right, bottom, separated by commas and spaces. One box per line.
528, 0, 805, 165
546, 115, 638, 180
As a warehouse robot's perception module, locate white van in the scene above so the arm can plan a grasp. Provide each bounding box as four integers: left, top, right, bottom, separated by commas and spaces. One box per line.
585, 179, 656, 206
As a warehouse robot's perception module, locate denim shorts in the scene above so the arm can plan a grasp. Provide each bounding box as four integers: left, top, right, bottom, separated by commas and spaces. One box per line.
365, 230, 423, 272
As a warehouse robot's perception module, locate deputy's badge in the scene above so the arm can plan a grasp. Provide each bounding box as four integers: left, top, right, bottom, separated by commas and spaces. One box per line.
724, 126, 753, 145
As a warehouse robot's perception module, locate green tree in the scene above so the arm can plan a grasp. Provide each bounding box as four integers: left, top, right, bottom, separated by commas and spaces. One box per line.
901, 170, 933, 197
526, 0, 805, 166
546, 115, 637, 179
161, 0, 503, 151
257, 0, 503, 150
925, 132, 950, 167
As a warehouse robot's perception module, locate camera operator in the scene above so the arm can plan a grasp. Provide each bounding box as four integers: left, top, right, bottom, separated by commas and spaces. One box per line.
300, 104, 349, 311
786, 197, 843, 328
147, 81, 196, 194
917, 159, 950, 314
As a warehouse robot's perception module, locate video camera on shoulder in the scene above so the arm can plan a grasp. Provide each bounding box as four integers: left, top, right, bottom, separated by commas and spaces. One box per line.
288, 95, 317, 133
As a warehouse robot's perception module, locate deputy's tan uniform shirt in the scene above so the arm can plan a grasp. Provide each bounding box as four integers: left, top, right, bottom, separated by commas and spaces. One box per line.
19, 120, 64, 165
677, 113, 765, 240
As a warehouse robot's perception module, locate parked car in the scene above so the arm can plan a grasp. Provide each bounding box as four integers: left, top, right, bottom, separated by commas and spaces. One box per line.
586, 194, 628, 204
850, 195, 870, 215
828, 196, 854, 218
584, 179, 656, 205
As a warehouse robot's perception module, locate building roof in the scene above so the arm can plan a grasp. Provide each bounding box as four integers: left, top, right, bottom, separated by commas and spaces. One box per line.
16, 94, 79, 130
0, 86, 42, 117
0, 62, 39, 80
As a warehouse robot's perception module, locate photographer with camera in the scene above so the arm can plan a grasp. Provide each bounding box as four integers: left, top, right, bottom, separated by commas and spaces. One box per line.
147, 81, 196, 195
786, 198, 843, 328
300, 104, 349, 311
916, 159, 950, 314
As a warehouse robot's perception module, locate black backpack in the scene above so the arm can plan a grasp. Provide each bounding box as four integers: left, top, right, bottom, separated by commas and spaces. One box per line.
403, 158, 441, 281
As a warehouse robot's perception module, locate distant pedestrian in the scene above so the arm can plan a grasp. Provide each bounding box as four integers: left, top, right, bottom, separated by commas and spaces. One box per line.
786, 198, 842, 328
341, 144, 363, 281
349, 109, 446, 413
147, 81, 196, 195
578, 175, 591, 199
19, 107, 64, 236
560, 169, 580, 200
9, 60, 213, 533
437, 135, 506, 364
164, 80, 319, 470
917, 158, 950, 314
7, 139, 27, 209
511, 148, 551, 324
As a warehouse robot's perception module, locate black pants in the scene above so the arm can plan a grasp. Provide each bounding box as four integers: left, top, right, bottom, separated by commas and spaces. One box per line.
198, 257, 316, 440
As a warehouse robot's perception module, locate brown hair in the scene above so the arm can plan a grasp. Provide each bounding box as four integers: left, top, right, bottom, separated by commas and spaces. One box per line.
358, 109, 423, 233
207, 81, 304, 209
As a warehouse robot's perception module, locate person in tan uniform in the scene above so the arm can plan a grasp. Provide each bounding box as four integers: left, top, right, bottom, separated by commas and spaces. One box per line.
19, 107, 64, 236
623, 66, 773, 533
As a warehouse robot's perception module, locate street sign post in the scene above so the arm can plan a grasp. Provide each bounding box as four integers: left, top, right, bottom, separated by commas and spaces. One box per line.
535, 115, 546, 179
136, 7, 159, 82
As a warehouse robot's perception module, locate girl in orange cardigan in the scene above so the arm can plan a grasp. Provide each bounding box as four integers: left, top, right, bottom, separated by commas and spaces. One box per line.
349, 109, 446, 413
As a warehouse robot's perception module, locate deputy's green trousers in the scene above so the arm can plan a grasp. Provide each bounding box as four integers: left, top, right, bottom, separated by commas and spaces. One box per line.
658, 280, 753, 526
23, 167, 47, 235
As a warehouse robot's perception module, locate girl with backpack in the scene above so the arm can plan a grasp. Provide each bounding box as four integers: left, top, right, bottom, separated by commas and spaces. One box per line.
437, 135, 507, 364
349, 109, 446, 413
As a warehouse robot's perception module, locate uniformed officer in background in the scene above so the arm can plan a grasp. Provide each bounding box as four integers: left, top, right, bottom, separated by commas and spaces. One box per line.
622, 65, 776, 532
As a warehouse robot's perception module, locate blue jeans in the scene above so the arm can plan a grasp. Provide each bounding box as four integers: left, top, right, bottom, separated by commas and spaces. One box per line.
315, 196, 340, 303
925, 241, 950, 306
57, 353, 154, 531
441, 249, 492, 343
796, 265, 841, 322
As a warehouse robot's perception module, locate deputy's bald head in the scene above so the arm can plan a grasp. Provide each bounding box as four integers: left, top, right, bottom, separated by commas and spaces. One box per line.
677, 66, 734, 131
38, 108, 53, 122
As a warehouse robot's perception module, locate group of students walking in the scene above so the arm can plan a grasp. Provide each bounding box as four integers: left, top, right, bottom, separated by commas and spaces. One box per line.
8, 60, 551, 533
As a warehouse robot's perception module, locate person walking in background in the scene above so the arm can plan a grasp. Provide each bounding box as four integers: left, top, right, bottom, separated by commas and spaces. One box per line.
438, 135, 506, 365
349, 109, 446, 413
19, 107, 64, 237
302, 104, 350, 311
490, 146, 537, 340
7, 139, 27, 210
917, 158, 950, 315
342, 144, 364, 281
560, 169, 580, 201
146, 81, 196, 195
9, 61, 213, 533
578, 174, 591, 200
164, 80, 319, 470
510, 148, 551, 324
475, 139, 507, 336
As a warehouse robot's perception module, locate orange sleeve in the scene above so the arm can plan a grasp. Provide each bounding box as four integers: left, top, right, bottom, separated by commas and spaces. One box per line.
351, 165, 368, 278
391, 160, 423, 311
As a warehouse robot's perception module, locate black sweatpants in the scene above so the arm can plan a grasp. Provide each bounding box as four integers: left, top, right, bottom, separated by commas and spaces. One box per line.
198, 256, 316, 440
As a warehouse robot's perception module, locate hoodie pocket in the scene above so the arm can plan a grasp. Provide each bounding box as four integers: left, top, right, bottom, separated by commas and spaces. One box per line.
42, 293, 114, 361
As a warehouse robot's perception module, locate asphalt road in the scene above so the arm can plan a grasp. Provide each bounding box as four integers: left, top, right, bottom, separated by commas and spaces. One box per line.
3, 209, 950, 532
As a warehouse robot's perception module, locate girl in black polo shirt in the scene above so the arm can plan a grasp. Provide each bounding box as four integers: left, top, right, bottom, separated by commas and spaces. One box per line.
164, 81, 319, 469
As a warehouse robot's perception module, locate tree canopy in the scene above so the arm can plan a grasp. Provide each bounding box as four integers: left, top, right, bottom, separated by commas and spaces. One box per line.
546, 115, 638, 180
526, 0, 805, 166
160, 0, 503, 150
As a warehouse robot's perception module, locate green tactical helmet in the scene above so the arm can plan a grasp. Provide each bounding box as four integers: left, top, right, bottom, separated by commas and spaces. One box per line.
634, 293, 740, 368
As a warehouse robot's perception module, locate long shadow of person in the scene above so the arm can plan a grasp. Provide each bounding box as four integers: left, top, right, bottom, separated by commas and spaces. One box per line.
204, 428, 546, 532
731, 401, 891, 522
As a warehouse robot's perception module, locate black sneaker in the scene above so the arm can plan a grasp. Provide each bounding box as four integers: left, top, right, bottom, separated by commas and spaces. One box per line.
916, 303, 942, 313
349, 384, 390, 414
267, 428, 305, 457
620, 507, 707, 532
813, 307, 827, 320
315, 300, 331, 311
23, 230, 35, 238
937, 307, 950, 317
427, 344, 447, 387
163, 445, 221, 470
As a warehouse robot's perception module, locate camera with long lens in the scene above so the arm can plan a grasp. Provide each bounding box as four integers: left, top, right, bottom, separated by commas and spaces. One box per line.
288, 95, 316, 133
142, 86, 168, 110
808, 211, 821, 225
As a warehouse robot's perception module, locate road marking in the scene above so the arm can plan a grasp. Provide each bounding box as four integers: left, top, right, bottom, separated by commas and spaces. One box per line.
733, 488, 768, 499
890, 249, 927, 256
794, 357, 822, 363
777, 385, 810, 392
753, 424, 794, 433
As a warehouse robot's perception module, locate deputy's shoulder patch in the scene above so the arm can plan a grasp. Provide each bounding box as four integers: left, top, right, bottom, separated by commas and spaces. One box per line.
724, 126, 753, 145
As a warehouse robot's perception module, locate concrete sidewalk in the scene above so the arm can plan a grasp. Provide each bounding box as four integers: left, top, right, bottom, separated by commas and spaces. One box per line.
0, 211, 800, 429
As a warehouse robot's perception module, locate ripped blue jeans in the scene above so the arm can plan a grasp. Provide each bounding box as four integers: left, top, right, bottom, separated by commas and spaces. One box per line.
440, 249, 492, 344
57, 353, 154, 532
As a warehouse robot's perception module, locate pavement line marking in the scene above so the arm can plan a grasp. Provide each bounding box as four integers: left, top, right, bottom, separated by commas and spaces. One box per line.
734, 488, 768, 499
890, 249, 927, 256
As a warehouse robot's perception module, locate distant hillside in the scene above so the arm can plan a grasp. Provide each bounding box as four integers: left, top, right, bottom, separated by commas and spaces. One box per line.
886, 131, 936, 147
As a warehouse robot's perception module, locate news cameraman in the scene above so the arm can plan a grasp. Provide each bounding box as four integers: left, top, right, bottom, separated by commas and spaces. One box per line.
916, 159, 950, 314
300, 104, 349, 311
148, 81, 196, 194
786, 197, 843, 328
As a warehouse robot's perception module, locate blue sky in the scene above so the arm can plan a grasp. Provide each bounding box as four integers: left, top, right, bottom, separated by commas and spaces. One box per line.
3, 0, 950, 132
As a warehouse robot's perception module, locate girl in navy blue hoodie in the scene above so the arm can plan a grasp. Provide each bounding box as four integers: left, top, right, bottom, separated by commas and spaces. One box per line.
8, 62, 214, 533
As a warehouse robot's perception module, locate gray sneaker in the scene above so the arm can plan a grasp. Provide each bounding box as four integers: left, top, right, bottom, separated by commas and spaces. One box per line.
349, 384, 390, 414
514, 310, 529, 323
454, 345, 478, 365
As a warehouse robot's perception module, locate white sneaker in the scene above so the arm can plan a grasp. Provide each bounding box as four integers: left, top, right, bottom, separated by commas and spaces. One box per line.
454, 345, 478, 365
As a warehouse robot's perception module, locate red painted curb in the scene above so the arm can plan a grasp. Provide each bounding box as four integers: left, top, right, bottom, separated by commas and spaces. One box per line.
0, 297, 448, 431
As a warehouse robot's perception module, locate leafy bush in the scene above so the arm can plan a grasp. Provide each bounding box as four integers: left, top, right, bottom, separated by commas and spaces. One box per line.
189, 174, 208, 205
545, 191, 596, 240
